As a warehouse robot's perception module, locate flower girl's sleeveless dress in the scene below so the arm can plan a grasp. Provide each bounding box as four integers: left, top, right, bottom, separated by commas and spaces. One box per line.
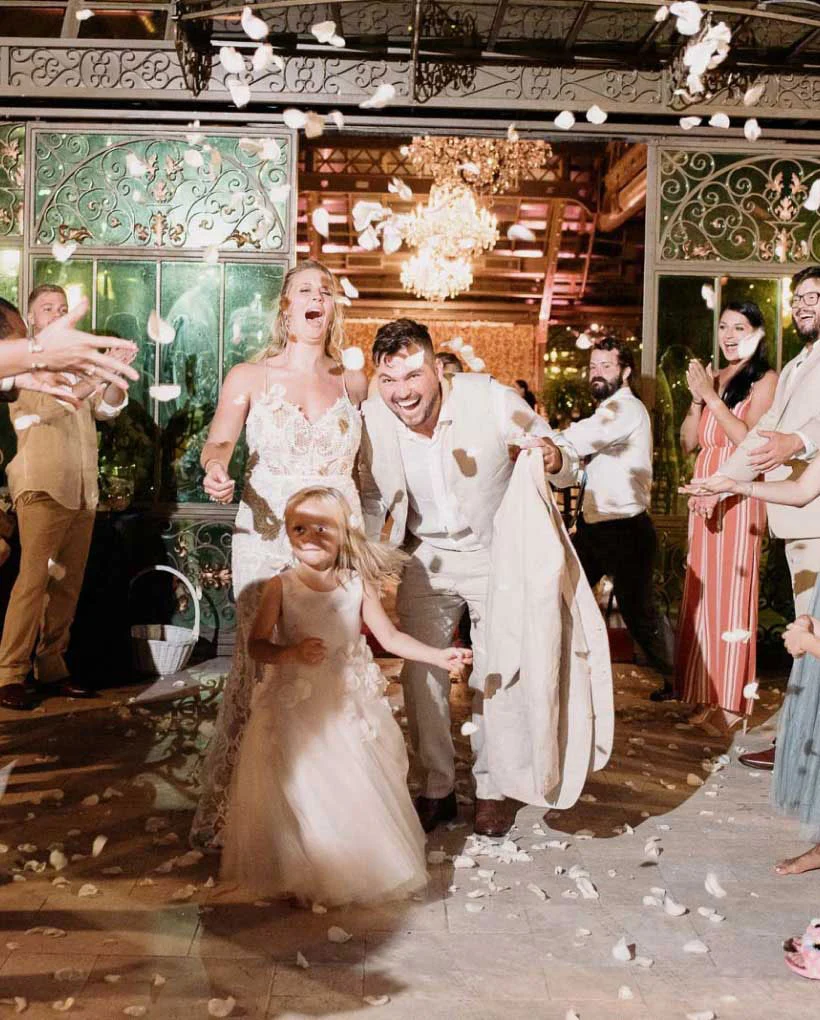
221, 569, 428, 906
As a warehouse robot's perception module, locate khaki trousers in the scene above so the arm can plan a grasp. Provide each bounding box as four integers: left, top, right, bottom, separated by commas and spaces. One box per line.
0, 492, 95, 686
396, 541, 504, 802
784, 537, 820, 618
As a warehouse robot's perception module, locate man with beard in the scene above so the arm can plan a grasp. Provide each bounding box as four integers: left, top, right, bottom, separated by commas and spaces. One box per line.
561, 336, 675, 701
359, 318, 578, 837
691, 265, 820, 770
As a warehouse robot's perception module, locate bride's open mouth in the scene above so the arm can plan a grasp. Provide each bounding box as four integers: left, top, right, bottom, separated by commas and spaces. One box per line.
305, 309, 323, 321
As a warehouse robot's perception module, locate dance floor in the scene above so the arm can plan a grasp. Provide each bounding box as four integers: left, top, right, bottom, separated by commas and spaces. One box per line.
0, 660, 815, 1019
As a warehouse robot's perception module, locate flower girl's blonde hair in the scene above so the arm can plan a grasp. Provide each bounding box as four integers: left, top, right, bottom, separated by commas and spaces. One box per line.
284, 486, 407, 587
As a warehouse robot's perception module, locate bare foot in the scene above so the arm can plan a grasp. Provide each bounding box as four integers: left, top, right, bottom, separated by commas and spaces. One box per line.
775, 844, 820, 876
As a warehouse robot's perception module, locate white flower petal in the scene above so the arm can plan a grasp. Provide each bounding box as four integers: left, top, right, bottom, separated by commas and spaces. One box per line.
339, 276, 359, 299
744, 117, 762, 142
75, 8, 94, 19
202, 245, 220, 265
586, 104, 608, 125
804, 179, 820, 212
704, 872, 726, 898
507, 223, 536, 242
47, 559, 66, 581
207, 998, 237, 1018
364, 995, 390, 1006
460, 721, 479, 736
527, 883, 548, 901
310, 19, 336, 43
304, 112, 325, 139
329, 34, 346, 47
171, 884, 197, 902
663, 892, 688, 916
252, 44, 282, 73
612, 937, 634, 962
359, 82, 397, 109
49, 850, 68, 871
742, 680, 759, 700
575, 877, 599, 900
268, 183, 290, 204
219, 46, 245, 75
311, 207, 330, 238
327, 925, 353, 943
125, 152, 148, 178
184, 148, 204, 168
683, 938, 710, 953
466, 356, 486, 372
721, 628, 751, 643
51, 241, 77, 263
452, 854, 476, 869
618, 986, 634, 1000
341, 347, 365, 371
680, 116, 702, 131
227, 79, 251, 109
328, 109, 345, 130
575, 332, 593, 350
283, 110, 306, 131
241, 5, 268, 40
554, 110, 576, 131
381, 223, 403, 255
357, 226, 380, 251
744, 81, 765, 106
14, 415, 41, 431
147, 310, 175, 344
149, 384, 181, 402
51, 998, 75, 1012
654, 4, 669, 21
78, 883, 100, 897
708, 112, 730, 129
388, 176, 413, 201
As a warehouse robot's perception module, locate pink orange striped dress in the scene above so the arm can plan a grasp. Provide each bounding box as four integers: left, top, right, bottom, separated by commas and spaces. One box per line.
675, 395, 767, 715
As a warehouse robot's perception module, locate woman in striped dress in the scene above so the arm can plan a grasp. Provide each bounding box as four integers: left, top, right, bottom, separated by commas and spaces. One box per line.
675, 302, 777, 733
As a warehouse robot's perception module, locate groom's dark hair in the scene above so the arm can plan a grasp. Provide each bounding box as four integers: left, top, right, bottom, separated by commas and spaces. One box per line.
372, 318, 435, 365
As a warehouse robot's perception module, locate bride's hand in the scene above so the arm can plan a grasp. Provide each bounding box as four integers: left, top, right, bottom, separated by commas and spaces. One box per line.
439, 647, 473, 679
203, 461, 235, 503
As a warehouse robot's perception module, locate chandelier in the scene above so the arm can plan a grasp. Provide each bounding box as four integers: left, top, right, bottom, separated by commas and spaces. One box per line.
404, 184, 499, 260
400, 252, 473, 302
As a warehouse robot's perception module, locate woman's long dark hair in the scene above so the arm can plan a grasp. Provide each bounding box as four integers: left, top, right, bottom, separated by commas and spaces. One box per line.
720, 301, 771, 410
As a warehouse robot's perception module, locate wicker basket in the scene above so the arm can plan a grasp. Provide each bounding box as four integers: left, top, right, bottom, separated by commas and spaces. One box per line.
129, 565, 201, 676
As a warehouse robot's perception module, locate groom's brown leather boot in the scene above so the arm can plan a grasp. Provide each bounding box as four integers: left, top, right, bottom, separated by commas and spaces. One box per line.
474, 797, 521, 838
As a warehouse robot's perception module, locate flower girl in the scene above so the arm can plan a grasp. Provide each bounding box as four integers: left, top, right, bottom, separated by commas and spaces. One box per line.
221, 485, 471, 906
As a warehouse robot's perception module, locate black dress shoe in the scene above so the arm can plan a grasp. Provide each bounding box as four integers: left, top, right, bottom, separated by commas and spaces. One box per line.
0, 683, 40, 711
414, 792, 458, 833
649, 683, 675, 702
43, 679, 98, 699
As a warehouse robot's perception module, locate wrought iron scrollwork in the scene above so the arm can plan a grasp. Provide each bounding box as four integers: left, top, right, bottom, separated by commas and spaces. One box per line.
414, 1, 479, 103
174, 0, 214, 97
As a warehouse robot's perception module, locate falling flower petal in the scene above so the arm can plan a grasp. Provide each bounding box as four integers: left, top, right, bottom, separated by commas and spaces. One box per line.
283, 109, 307, 130
227, 79, 251, 109
219, 47, 245, 75
507, 223, 536, 242
75, 8, 94, 19
149, 384, 181, 402
125, 152, 148, 178
670, 1, 703, 35
78, 883, 100, 898
388, 176, 413, 201
743, 680, 759, 700
357, 226, 380, 251
663, 892, 688, 916
339, 276, 359, 299
680, 116, 702, 131
183, 148, 204, 169
722, 628, 751, 643
452, 854, 476, 869
304, 112, 325, 139
49, 850, 68, 871
575, 332, 593, 350
804, 179, 820, 212
341, 347, 365, 371
381, 223, 403, 255
612, 937, 635, 962
207, 998, 236, 1018
461, 721, 479, 736
241, 5, 268, 39
252, 44, 283, 73
709, 112, 730, 129
701, 283, 715, 308
329, 34, 345, 47
704, 872, 727, 898
586, 104, 608, 124
91, 835, 108, 857
310, 19, 336, 43
554, 110, 575, 131
654, 4, 669, 21
359, 82, 397, 109
618, 986, 634, 1000
14, 415, 41, 431
327, 925, 353, 943
329, 109, 345, 130
744, 81, 765, 106
744, 117, 762, 142
683, 939, 710, 953
466, 356, 486, 372
52, 999, 75, 1012
311, 207, 330, 238
51, 241, 77, 263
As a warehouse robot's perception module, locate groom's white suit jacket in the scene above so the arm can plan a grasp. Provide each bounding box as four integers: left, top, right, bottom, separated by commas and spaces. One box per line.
358, 374, 612, 806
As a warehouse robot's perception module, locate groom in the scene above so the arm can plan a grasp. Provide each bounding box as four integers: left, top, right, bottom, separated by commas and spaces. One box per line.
359, 319, 577, 837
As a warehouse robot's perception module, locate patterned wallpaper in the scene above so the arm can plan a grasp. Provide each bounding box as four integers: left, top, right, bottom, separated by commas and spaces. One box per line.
343, 318, 539, 389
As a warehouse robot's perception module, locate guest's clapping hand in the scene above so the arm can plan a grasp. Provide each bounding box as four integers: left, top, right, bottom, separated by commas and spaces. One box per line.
35, 299, 138, 387
438, 647, 473, 679
686, 359, 715, 404
748, 430, 804, 474
289, 637, 327, 666
784, 616, 814, 658
203, 462, 235, 503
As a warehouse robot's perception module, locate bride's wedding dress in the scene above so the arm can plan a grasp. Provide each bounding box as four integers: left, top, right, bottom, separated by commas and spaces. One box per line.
191, 379, 362, 847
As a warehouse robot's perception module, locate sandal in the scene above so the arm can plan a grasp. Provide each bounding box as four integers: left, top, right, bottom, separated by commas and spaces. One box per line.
784, 920, 820, 979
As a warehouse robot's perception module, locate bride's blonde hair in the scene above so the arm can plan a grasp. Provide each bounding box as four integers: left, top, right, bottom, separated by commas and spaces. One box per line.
256, 259, 345, 363
284, 486, 407, 588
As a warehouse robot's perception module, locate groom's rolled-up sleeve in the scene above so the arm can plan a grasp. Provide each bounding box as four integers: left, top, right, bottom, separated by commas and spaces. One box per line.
491, 380, 579, 489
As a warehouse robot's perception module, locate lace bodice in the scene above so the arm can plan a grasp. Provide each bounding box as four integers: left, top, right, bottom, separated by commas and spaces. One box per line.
245, 384, 361, 481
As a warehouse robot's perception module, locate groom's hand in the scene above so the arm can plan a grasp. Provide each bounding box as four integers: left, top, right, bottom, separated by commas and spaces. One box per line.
517, 435, 563, 473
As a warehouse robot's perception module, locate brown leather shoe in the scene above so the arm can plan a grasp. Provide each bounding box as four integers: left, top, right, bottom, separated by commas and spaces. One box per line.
0, 683, 40, 711
474, 797, 521, 838
738, 744, 775, 771
414, 792, 457, 833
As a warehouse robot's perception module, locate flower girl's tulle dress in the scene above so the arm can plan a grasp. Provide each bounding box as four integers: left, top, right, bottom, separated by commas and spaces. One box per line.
221, 569, 428, 906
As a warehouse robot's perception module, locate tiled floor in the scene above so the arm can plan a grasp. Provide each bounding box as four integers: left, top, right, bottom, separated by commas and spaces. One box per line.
0, 659, 816, 1019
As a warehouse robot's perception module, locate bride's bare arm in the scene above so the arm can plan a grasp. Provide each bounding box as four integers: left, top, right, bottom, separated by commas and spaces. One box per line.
734, 455, 820, 507
201, 363, 256, 503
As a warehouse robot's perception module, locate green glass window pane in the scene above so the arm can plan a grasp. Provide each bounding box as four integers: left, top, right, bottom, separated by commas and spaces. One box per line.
30, 257, 93, 330
0, 249, 20, 305
158, 261, 221, 503
95, 260, 159, 505
653, 275, 715, 515
719, 277, 779, 369
222, 262, 286, 496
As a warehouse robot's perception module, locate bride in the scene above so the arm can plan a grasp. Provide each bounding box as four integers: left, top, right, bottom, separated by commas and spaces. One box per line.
190, 259, 367, 849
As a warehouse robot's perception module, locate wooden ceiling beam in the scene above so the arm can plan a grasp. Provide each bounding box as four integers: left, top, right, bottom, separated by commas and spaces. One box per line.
298, 176, 594, 205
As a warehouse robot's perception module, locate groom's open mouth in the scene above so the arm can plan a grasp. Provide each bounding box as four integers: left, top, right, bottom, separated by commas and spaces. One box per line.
394, 396, 422, 412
